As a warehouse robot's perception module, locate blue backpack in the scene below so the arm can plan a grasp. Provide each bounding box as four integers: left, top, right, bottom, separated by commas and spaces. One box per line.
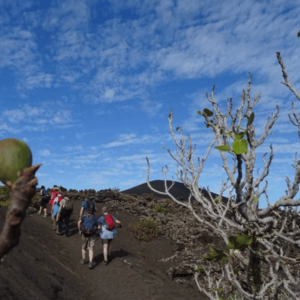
81, 216, 98, 236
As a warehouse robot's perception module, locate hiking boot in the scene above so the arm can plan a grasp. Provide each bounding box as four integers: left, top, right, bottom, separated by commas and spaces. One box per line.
80, 259, 88, 265
43, 214, 48, 217
89, 262, 95, 269
56, 232, 63, 235
104, 260, 109, 266
37, 211, 41, 215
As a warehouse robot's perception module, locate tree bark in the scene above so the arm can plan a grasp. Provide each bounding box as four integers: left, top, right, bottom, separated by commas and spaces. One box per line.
0, 164, 41, 260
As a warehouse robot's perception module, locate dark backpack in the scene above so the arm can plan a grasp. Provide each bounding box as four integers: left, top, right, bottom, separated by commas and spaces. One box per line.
105, 214, 115, 231
62, 199, 73, 213
85, 200, 95, 214
42, 188, 47, 199
81, 216, 98, 236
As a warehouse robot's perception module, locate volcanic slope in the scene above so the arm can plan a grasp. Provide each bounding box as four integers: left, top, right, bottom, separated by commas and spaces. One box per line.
122, 180, 228, 202
0, 199, 204, 300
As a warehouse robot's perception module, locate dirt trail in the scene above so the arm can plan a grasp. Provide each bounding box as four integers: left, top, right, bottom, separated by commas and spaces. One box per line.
0, 200, 204, 300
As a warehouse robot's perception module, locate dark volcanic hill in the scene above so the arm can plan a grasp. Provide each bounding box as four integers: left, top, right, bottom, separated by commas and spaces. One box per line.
121, 180, 228, 202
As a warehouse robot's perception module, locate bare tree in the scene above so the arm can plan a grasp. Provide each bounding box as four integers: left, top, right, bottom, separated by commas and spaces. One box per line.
146, 52, 300, 299
0, 164, 40, 260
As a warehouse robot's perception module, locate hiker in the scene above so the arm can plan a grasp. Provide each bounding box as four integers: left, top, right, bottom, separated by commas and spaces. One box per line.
56, 195, 73, 236
98, 206, 122, 266
49, 185, 60, 223
52, 192, 63, 231
37, 185, 48, 217
79, 195, 97, 219
78, 208, 100, 269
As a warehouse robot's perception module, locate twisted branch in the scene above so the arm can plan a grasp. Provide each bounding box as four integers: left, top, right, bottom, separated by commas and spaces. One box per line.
0, 164, 41, 260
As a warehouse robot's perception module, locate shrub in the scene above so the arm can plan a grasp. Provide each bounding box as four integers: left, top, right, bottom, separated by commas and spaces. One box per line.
146, 52, 300, 299
30, 193, 40, 208
111, 187, 120, 193
0, 199, 10, 207
153, 204, 172, 214
0, 185, 10, 196
129, 219, 159, 241
0, 186, 10, 207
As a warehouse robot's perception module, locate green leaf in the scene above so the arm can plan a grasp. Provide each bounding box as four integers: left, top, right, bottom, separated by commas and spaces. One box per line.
236, 234, 253, 246
215, 145, 231, 152
253, 197, 259, 202
214, 196, 221, 203
247, 112, 255, 126
194, 266, 204, 273
236, 234, 253, 249
197, 111, 202, 115
232, 139, 248, 154
203, 246, 226, 262
227, 236, 238, 249
203, 108, 213, 117
298, 30, 300, 38
235, 131, 247, 140
227, 234, 253, 251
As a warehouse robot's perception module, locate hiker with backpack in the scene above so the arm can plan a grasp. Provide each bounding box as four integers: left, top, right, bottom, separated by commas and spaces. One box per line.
98, 206, 122, 266
79, 196, 97, 220
78, 208, 100, 270
56, 195, 73, 236
52, 192, 63, 231
49, 185, 60, 223
37, 185, 49, 217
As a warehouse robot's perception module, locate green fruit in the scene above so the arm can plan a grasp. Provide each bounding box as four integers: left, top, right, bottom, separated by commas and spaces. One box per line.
0, 138, 33, 184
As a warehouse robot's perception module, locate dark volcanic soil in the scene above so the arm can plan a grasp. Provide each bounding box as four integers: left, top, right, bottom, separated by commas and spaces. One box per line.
0, 200, 204, 300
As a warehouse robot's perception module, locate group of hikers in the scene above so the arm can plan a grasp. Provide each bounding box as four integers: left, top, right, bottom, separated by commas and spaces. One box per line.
37, 185, 122, 270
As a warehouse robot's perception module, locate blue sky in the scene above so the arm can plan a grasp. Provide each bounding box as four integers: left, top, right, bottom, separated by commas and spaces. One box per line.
0, 0, 300, 206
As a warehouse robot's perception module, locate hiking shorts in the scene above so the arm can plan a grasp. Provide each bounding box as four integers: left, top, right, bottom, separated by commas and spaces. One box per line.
40, 199, 47, 209
81, 234, 96, 250
101, 239, 113, 245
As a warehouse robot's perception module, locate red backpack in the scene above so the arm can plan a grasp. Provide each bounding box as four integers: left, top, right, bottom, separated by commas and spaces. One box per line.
105, 215, 115, 231
49, 190, 59, 205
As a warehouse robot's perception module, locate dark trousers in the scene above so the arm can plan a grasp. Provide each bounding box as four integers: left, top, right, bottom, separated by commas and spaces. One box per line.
58, 213, 71, 234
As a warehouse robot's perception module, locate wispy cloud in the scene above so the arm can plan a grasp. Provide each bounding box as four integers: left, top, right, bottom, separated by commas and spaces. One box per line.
1, 0, 299, 110
63, 145, 83, 151
0, 0, 299, 198
39, 149, 51, 156
103, 133, 163, 148
0, 103, 73, 134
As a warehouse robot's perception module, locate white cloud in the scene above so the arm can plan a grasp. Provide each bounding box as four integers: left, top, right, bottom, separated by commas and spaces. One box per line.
103, 133, 164, 148
1, 0, 298, 113
87, 173, 107, 185
0, 103, 73, 134
63, 145, 83, 151
40, 149, 51, 156
0, 0, 299, 199
3, 109, 25, 123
